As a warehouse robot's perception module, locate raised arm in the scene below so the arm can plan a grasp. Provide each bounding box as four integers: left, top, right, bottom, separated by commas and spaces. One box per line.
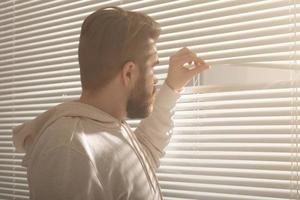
134, 47, 210, 169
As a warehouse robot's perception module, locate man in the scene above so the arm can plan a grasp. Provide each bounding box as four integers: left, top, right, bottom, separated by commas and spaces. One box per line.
12, 6, 209, 200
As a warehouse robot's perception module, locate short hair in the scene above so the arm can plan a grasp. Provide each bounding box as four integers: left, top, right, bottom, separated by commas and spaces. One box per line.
78, 6, 161, 91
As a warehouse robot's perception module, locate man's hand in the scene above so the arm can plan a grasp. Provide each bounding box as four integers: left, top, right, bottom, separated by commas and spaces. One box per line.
166, 47, 210, 91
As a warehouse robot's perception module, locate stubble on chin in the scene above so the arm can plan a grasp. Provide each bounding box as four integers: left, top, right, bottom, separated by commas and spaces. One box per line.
126, 86, 156, 119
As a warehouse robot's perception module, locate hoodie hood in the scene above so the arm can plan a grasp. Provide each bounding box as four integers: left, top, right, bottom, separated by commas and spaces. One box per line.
12, 101, 122, 154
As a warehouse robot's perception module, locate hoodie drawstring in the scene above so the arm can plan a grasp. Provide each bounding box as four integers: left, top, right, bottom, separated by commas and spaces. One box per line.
121, 122, 163, 200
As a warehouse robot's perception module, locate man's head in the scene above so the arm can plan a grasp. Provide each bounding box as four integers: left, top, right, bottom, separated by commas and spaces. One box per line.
78, 6, 161, 119
126, 40, 159, 118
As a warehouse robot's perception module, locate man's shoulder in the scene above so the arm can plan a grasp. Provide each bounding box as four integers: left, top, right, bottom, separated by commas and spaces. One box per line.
34, 116, 125, 159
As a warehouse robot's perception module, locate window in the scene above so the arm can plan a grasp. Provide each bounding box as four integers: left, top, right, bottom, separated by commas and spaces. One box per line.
0, 0, 299, 199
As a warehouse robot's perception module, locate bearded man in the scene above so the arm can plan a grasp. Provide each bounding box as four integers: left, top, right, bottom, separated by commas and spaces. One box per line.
12, 6, 209, 200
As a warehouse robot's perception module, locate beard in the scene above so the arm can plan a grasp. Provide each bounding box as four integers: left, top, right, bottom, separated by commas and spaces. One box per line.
126, 75, 156, 119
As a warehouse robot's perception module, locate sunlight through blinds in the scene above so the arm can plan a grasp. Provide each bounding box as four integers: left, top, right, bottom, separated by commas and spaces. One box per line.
0, 0, 299, 199
158, 81, 300, 200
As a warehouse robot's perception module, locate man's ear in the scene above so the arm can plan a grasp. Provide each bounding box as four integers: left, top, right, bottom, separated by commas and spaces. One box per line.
121, 61, 138, 88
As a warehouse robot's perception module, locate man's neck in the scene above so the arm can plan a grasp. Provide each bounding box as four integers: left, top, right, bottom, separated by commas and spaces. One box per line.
78, 88, 127, 121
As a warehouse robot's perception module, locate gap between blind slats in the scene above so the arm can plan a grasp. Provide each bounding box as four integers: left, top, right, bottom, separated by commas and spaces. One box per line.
166, 143, 293, 153
178, 94, 296, 102
158, 166, 291, 180
160, 158, 297, 171
173, 126, 300, 134
173, 116, 298, 126
157, 173, 295, 189
174, 108, 298, 118
189, 81, 300, 93
164, 151, 291, 162
175, 98, 298, 109
170, 134, 297, 143
161, 189, 296, 200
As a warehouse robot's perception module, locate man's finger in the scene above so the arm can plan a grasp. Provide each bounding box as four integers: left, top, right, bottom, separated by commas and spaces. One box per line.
170, 47, 208, 70
179, 54, 206, 67
188, 63, 210, 74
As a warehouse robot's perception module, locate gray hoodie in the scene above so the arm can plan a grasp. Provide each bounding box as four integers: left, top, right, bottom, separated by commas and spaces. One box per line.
12, 83, 180, 200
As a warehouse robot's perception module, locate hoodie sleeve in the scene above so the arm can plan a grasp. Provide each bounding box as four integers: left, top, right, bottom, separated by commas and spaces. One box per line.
134, 82, 181, 170
29, 145, 108, 200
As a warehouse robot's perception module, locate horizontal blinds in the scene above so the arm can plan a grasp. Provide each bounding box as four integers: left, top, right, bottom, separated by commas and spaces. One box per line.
0, 1, 122, 199
0, 0, 299, 200
127, 1, 298, 199
147, 0, 299, 72
0, 1, 29, 199
157, 83, 299, 200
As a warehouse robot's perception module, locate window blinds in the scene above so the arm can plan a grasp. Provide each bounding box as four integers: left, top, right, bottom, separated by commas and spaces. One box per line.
0, 0, 299, 200
159, 82, 300, 200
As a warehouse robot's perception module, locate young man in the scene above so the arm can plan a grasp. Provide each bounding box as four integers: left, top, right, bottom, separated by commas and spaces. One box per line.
12, 6, 209, 200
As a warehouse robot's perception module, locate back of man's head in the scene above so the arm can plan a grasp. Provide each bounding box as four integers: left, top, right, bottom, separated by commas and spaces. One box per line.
78, 6, 160, 91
